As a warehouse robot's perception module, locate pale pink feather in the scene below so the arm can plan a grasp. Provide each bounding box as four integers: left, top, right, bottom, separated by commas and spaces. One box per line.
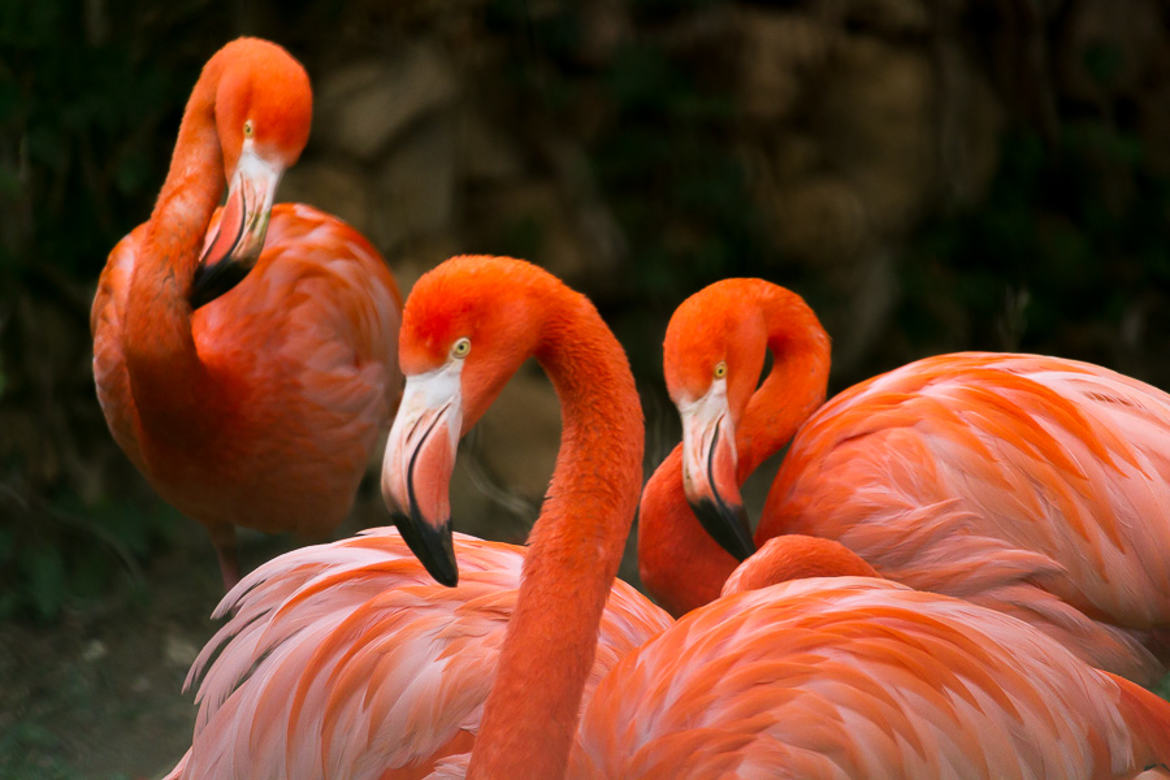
166, 527, 671, 779
762, 353, 1170, 682
571, 577, 1170, 778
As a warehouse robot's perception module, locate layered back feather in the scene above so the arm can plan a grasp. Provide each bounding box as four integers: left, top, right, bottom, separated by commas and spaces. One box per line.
166, 528, 671, 779
572, 577, 1170, 778
761, 352, 1170, 682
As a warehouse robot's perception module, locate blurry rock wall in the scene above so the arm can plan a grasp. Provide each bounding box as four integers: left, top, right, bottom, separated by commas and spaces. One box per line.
3, 0, 1169, 609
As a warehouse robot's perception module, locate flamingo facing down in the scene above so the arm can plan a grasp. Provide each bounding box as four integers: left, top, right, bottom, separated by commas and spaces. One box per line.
92, 38, 402, 588
167, 255, 671, 778
639, 278, 1170, 684
377, 267, 1170, 777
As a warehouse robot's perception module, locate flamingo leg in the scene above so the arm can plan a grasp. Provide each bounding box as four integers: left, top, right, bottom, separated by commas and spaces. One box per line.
209, 524, 240, 590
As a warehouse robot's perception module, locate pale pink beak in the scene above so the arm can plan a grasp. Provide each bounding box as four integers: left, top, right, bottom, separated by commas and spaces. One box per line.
678, 379, 755, 561
190, 144, 281, 308
382, 362, 464, 586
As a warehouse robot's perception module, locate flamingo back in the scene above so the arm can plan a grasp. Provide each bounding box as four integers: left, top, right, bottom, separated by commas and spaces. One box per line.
166, 528, 672, 779
92, 225, 148, 472
93, 203, 403, 538
571, 577, 1170, 778
760, 352, 1170, 682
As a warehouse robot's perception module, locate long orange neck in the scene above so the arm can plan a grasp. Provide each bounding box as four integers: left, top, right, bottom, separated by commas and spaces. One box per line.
721, 534, 879, 596
735, 283, 830, 480
122, 54, 229, 450
639, 282, 830, 616
468, 288, 644, 778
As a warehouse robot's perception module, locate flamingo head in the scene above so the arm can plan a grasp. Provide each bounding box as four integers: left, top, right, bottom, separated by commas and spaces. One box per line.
662, 280, 770, 561
381, 256, 548, 586
189, 38, 312, 309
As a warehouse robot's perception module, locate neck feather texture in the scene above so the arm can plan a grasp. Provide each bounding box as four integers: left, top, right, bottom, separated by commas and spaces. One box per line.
735, 282, 831, 479
122, 54, 229, 449
467, 284, 644, 779
639, 281, 830, 616
721, 535, 878, 597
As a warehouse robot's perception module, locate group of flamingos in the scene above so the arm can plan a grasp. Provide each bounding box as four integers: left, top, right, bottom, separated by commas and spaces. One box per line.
90, 38, 1170, 778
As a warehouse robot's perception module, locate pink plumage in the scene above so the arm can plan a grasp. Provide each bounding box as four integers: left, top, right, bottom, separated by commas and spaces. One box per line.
762, 353, 1170, 683
571, 577, 1170, 778
165, 528, 671, 779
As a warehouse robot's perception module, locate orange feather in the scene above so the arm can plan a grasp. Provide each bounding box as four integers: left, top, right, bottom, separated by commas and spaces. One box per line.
640, 278, 1170, 685
572, 577, 1170, 778
91, 39, 402, 587
169, 263, 1170, 778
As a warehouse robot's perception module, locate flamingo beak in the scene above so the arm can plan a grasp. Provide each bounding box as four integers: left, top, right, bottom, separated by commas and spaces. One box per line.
679, 380, 755, 561
381, 361, 463, 587
189, 143, 282, 309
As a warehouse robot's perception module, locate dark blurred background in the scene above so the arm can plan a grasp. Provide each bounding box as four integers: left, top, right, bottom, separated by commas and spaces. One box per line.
3, 0, 1170, 775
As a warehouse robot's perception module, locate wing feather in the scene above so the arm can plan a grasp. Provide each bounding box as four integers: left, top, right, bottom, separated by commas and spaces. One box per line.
166, 528, 671, 779
572, 578, 1170, 778
760, 352, 1170, 682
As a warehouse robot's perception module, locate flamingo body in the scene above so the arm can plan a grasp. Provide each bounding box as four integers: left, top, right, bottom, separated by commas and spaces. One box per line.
170, 265, 1170, 777
94, 203, 401, 536
91, 39, 403, 584
571, 577, 1170, 778
642, 278, 1170, 684
166, 528, 671, 779
761, 352, 1170, 683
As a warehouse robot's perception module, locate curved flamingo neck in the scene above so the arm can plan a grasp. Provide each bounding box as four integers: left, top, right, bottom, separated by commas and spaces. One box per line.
468, 284, 644, 778
123, 54, 230, 448
721, 535, 879, 596
734, 283, 830, 480
637, 445, 731, 615
638, 281, 830, 617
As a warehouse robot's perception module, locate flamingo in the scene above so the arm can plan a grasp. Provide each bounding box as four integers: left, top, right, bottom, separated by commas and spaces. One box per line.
165, 255, 672, 778
638, 277, 1170, 685
91, 38, 402, 588
376, 265, 1169, 777
170, 257, 1170, 777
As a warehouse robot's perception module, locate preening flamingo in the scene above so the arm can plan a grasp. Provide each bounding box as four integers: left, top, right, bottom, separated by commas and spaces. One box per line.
166, 255, 671, 778
91, 38, 402, 588
638, 277, 1170, 684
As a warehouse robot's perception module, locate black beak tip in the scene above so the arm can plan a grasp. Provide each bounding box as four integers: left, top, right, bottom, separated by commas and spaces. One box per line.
392, 510, 459, 587
189, 257, 252, 309
690, 498, 755, 562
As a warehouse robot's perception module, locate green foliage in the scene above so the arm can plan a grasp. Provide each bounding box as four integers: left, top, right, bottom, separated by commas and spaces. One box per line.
595, 41, 771, 303
0, 1, 239, 625
0, 3, 224, 287
1155, 672, 1170, 702
0, 721, 73, 779
898, 123, 1170, 385
0, 489, 178, 622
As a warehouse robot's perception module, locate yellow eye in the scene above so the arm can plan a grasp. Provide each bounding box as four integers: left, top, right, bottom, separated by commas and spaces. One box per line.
451, 337, 471, 359
243, 120, 254, 137
713, 361, 727, 379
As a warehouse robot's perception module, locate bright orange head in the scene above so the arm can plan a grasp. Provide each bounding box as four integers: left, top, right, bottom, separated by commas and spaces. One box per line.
190, 38, 313, 308
382, 256, 554, 585
211, 37, 312, 176
397, 255, 552, 430
663, 280, 769, 419
660, 280, 772, 561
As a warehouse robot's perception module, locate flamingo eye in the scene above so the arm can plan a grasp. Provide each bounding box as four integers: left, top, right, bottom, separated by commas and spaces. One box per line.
243, 119, 254, 137
451, 337, 471, 359
713, 361, 727, 379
